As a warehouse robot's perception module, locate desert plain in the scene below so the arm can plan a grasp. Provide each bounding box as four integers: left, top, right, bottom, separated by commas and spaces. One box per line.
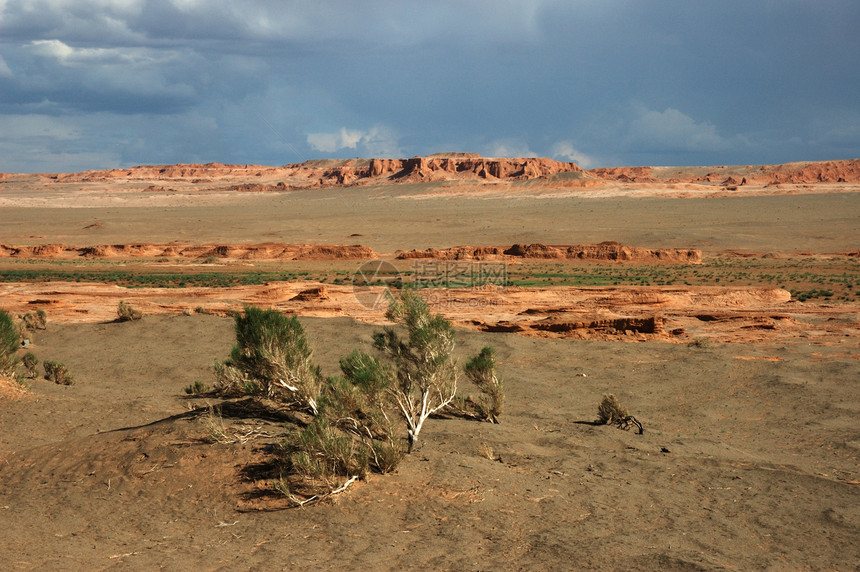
0, 156, 858, 570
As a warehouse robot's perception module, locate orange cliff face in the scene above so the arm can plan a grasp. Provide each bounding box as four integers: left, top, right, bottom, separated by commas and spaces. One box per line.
23, 155, 583, 186
323, 155, 583, 185
7, 156, 858, 192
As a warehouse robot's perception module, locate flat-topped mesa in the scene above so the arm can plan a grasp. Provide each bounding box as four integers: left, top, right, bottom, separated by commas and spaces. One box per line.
317, 156, 583, 185
396, 242, 702, 263
383, 156, 583, 181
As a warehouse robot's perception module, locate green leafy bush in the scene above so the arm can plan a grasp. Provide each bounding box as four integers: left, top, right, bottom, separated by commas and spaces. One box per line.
215, 306, 323, 413
372, 289, 459, 451
463, 346, 504, 423
202, 294, 504, 505
285, 417, 370, 485
0, 310, 21, 377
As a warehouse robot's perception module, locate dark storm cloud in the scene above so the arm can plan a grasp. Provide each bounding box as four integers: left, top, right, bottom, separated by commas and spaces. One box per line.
0, 0, 858, 172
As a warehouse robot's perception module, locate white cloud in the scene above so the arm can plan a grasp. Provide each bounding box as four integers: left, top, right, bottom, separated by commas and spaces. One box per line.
307, 128, 363, 153
306, 126, 401, 157
358, 125, 401, 157
626, 107, 729, 152
27, 39, 172, 67
484, 139, 537, 158
551, 141, 596, 168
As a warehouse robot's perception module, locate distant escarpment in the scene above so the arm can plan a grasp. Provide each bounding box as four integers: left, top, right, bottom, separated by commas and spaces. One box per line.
0, 243, 376, 261
321, 155, 583, 185
23, 156, 859, 193
38, 154, 583, 187
589, 159, 860, 186
396, 242, 702, 263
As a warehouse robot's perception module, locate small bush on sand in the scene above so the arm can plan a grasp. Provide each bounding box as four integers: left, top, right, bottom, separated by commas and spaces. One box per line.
215, 306, 324, 413
201, 293, 503, 506
44, 360, 74, 385
184, 380, 210, 395
202, 405, 230, 444
286, 418, 370, 482
117, 301, 143, 322
597, 393, 643, 434
462, 346, 504, 423
21, 309, 47, 331
372, 289, 459, 451
22, 352, 39, 378
0, 310, 21, 378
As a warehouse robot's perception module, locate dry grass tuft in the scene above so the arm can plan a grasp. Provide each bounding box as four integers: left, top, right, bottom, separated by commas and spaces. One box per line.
478, 441, 498, 461
0, 374, 29, 399
21, 309, 47, 331
597, 393, 643, 434
44, 360, 74, 385
116, 301, 143, 322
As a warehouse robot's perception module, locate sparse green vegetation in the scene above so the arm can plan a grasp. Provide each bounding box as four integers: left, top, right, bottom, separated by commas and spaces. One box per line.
0, 309, 21, 377
44, 360, 73, 385
790, 288, 834, 302
0, 254, 856, 302
461, 346, 504, 423
22, 352, 39, 378
200, 291, 504, 506
184, 380, 210, 395
215, 306, 324, 413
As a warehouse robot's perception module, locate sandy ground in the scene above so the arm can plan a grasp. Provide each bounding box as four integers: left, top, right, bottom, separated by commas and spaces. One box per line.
1, 172, 859, 253
1, 163, 859, 569
1, 315, 858, 569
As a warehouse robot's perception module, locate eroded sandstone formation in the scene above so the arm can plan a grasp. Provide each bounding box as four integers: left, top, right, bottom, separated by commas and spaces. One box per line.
396, 242, 702, 263
0, 243, 376, 261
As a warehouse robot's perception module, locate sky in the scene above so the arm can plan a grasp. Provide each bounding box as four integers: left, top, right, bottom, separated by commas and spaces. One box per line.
0, 0, 858, 173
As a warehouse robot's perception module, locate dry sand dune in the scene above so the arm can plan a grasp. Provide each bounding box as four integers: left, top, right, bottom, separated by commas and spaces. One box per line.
1, 156, 858, 569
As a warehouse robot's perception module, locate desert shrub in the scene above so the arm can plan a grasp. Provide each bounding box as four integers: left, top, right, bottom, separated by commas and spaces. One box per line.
283, 417, 370, 487
202, 405, 230, 444
44, 360, 74, 385
316, 354, 405, 474
116, 301, 143, 321
21, 309, 47, 331
203, 294, 502, 505
213, 360, 260, 396
219, 306, 323, 413
369, 439, 406, 474
597, 393, 628, 424
22, 352, 39, 378
597, 393, 643, 434
372, 289, 459, 451
0, 310, 21, 377
184, 380, 210, 395
463, 346, 504, 423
